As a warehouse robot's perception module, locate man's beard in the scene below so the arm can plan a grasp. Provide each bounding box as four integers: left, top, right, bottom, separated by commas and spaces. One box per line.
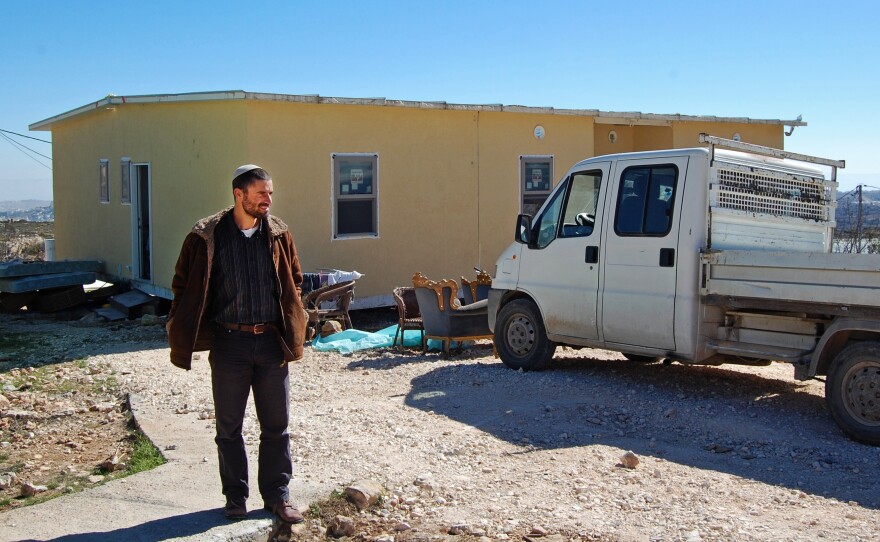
243, 199, 269, 219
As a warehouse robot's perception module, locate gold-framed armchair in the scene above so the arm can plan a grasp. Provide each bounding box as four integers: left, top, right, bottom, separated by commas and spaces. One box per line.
460, 269, 492, 305
412, 272, 493, 358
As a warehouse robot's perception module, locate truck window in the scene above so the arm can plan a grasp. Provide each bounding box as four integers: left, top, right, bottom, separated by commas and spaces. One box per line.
560, 171, 602, 238
533, 179, 566, 248
615, 165, 677, 236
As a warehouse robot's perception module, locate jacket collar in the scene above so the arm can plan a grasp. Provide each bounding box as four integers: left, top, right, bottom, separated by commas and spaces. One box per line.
191, 206, 288, 242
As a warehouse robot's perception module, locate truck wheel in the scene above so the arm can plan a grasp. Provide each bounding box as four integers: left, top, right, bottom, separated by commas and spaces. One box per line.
623, 353, 663, 363
495, 298, 556, 371
825, 341, 880, 445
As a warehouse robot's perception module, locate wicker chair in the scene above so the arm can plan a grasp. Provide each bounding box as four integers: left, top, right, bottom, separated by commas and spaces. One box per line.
303, 280, 355, 337
412, 272, 493, 358
460, 270, 492, 305
391, 286, 424, 348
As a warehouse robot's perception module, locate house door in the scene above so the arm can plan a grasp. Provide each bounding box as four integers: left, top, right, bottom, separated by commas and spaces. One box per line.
131, 164, 152, 281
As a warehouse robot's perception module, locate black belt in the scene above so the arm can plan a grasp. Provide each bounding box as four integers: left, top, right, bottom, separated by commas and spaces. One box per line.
219, 322, 273, 334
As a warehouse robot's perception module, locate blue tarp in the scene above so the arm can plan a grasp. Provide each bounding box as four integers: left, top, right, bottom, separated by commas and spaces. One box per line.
311, 324, 466, 354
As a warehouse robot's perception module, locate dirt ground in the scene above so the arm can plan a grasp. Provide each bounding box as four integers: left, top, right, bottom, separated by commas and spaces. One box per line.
2, 309, 880, 542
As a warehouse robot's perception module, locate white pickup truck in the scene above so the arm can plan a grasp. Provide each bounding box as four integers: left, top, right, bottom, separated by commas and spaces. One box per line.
488, 135, 880, 444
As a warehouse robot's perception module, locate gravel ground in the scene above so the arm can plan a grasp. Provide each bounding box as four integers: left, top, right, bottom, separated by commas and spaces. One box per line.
113, 332, 880, 542
3, 308, 879, 541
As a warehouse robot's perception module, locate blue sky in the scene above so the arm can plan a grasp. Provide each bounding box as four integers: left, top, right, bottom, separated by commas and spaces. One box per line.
2, 0, 877, 201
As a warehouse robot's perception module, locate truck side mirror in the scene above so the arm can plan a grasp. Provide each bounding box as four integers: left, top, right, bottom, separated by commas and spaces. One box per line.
515, 214, 533, 244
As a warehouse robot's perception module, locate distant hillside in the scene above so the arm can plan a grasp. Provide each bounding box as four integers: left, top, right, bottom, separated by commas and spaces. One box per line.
0, 200, 53, 221
836, 190, 880, 231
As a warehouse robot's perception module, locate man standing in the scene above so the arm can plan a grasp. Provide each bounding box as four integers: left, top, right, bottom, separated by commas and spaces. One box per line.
166, 164, 307, 523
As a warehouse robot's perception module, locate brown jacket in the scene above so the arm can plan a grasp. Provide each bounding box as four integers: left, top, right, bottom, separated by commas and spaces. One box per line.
166, 207, 308, 370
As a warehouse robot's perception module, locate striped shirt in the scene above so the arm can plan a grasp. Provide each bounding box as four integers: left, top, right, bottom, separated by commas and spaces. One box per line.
210, 212, 280, 325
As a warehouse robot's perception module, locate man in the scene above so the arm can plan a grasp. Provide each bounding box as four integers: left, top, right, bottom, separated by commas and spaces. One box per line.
166, 164, 308, 523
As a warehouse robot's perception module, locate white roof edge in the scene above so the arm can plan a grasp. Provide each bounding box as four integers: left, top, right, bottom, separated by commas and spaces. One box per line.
29, 90, 808, 131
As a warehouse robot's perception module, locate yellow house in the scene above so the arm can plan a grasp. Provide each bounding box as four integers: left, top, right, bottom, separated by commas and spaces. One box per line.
29, 91, 803, 307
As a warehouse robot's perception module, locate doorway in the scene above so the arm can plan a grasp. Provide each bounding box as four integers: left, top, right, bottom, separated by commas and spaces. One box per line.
130, 163, 152, 281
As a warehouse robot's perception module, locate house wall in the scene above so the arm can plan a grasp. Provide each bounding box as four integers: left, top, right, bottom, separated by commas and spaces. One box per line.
672, 121, 783, 149
46, 97, 785, 306
476, 111, 595, 270
52, 101, 248, 291
245, 101, 481, 302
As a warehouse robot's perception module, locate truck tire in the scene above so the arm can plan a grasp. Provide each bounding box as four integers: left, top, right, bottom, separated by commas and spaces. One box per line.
494, 298, 556, 371
825, 341, 880, 445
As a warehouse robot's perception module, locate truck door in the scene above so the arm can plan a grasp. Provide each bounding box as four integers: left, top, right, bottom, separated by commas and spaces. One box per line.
600, 157, 687, 351
516, 163, 610, 340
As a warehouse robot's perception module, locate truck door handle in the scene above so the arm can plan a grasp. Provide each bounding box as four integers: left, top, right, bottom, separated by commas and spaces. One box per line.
585, 246, 599, 264
659, 248, 675, 267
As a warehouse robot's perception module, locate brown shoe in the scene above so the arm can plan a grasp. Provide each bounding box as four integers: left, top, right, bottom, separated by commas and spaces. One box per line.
266, 499, 304, 524
225, 497, 247, 520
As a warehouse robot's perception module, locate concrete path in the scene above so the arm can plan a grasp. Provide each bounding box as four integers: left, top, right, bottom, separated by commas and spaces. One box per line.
0, 386, 330, 542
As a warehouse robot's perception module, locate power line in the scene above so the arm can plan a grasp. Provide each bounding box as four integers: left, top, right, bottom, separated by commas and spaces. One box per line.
837, 186, 859, 201
0, 128, 51, 144
0, 131, 52, 170
0, 131, 52, 161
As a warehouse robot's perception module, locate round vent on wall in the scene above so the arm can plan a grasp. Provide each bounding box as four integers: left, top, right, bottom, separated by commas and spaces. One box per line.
608, 130, 618, 143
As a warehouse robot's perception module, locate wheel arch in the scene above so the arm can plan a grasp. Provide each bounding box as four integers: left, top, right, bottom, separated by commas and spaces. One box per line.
811, 317, 880, 377
489, 288, 540, 329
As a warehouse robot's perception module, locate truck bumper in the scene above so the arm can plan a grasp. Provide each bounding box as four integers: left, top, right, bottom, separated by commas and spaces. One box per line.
487, 288, 505, 332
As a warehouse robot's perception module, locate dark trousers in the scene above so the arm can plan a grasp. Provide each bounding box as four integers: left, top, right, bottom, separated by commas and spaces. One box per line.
209, 328, 291, 506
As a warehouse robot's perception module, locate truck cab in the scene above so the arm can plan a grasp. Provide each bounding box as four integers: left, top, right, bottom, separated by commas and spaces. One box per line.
489, 147, 709, 368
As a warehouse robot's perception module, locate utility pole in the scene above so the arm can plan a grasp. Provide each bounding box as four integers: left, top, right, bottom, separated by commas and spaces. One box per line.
857, 184, 863, 253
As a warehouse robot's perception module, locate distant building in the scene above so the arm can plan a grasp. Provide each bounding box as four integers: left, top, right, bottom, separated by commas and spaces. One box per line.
30, 91, 803, 306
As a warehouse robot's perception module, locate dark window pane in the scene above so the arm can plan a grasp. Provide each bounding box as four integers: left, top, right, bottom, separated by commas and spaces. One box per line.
523, 195, 548, 217
615, 165, 677, 236
337, 200, 374, 235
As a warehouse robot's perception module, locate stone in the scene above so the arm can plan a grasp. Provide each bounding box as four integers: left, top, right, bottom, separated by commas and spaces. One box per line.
0, 393, 9, 410
321, 320, 343, 337
140, 314, 161, 326
327, 515, 356, 538
448, 524, 471, 535
529, 525, 548, 537
101, 453, 125, 472
620, 451, 640, 469
345, 479, 384, 510
0, 472, 18, 489
21, 482, 48, 496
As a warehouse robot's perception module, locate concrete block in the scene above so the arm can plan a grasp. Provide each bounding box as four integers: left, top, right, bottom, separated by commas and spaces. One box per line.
0, 272, 96, 294
0, 260, 102, 278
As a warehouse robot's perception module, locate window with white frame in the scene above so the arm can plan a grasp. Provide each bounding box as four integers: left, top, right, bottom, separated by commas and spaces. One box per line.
333, 153, 378, 238
120, 158, 131, 204
99, 159, 110, 203
520, 155, 553, 216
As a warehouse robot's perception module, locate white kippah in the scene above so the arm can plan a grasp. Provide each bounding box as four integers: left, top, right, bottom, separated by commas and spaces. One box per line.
232, 164, 262, 181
